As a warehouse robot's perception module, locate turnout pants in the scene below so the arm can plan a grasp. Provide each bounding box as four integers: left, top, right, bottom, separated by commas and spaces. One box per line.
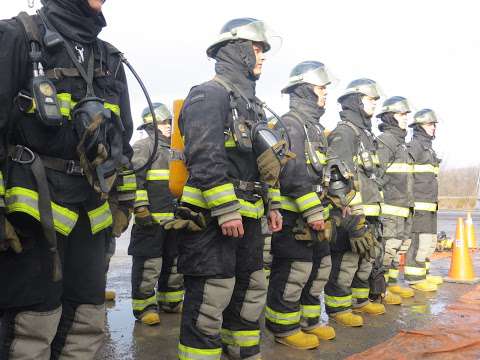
129, 225, 183, 319
266, 212, 331, 336
0, 210, 107, 360
405, 211, 437, 283
381, 214, 412, 284
178, 217, 266, 360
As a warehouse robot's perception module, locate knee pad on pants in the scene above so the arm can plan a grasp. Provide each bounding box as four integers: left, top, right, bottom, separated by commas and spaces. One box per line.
139, 257, 163, 295
240, 270, 267, 323
337, 252, 359, 288
416, 234, 432, 263
309, 256, 332, 298
383, 238, 403, 266
283, 261, 313, 303
399, 238, 412, 254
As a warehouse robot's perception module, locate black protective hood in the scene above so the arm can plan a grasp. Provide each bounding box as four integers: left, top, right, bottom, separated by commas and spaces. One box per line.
412, 125, 434, 143
289, 83, 325, 124
338, 93, 372, 130
43, 0, 106, 44
214, 40, 257, 101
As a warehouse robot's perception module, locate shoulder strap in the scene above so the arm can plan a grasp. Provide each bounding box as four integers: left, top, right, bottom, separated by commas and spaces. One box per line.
16, 12, 41, 45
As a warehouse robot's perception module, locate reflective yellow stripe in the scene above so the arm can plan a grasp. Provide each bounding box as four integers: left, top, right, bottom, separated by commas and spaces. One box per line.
117, 174, 137, 192
362, 204, 381, 216
5, 187, 78, 236
389, 269, 399, 279
181, 186, 208, 209
414, 202, 437, 212
221, 329, 260, 347
381, 203, 410, 218
132, 294, 157, 311
352, 287, 369, 299
268, 188, 281, 203
404, 266, 426, 276
295, 192, 321, 213
306, 151, 327, 165
386, 163, 413, 173
30, 93, 120, 119
350, 191, 362, 206
323, 204, 332, 220
0, 171, 5, 196
224, 134, 236, 148
146, 169, 170, 181
203, 183, 237, 208
280, 196, 299, 212
157, 290, 184, 303
134, 190, 149, 207
301, 305, 321, 318
425, 261, 430, 271
152, 212, 174, 223
372, 154, 380, 165
178, 344, 222, 360
413, 164, 439, 175
238, 199, 264, 219
325, 294, 352, 308
265, 306, 300, 325
87, 201, 112, 234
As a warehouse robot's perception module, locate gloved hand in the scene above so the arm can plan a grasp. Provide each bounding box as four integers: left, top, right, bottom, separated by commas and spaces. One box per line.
161, 206, 207, 232
257, 139, 295, 187
134, 206, 154, 226
342, 214, 375, 259
111, 203, 132, 237
0, 217, 22, 254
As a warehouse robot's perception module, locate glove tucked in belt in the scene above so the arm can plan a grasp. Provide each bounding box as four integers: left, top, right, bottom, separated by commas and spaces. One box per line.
111, 201, 132, 237
134, 206, 154, 227
341, 214, 376, 260
0, 216, 22, 254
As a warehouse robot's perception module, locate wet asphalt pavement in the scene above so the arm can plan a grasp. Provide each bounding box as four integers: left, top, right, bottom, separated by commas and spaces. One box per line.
96, 210, 480, 359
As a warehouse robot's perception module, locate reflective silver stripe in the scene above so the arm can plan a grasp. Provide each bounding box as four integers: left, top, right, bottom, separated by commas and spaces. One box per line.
265, 306, 300, 325
295, 192, 321, 212
352, 287, 369, 299
202, 183, 237, 208
268, 188, 281, 203
117, 174, 137, 191
238, 199, 264, 219
414, 202, 437, 212
386, 163, 413, 173
157, 290, 184, 303
87, 201, 112, 234
362, 204, 380, 216
280, 196, 299, 212
220, 329, 260, 347
181, 186, 208, 209
5, 187, 78, 236
178, 344, 222, 360
325, 294, 352, 308
146, 169, 170, 181
381, 203, 410, 218
301, 305, 321, 318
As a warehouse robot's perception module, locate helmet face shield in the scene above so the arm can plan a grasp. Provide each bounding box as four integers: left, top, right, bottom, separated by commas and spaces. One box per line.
140, 103, 172, 129
282, 61, 335, 93
410, 108, 439, 127
377, 96, 411, 116
207, 18, 282, 58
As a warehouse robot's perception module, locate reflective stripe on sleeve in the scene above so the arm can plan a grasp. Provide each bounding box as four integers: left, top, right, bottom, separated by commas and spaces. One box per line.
117, 174, 137, 192
146, 169, 170, 181
295, 192, 321, 213
202, 183, 237, 208
87, 201, 113, 234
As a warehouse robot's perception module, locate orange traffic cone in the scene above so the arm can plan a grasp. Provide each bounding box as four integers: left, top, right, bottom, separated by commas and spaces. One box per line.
445, 217, 479, 284
465, 212, 477, 249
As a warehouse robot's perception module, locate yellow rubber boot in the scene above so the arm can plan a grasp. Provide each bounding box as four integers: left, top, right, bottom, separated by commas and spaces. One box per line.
410, 280, 437, 292
426, 275, 443, 285
353, 302, 386, 315
331, 311, 363, 327
275, 331, 319, 350
305, 325, 336, 340
140, 312, 161, 326
384, 291, 402, 305
387, 285, 415, 298
105, 290, 116, 301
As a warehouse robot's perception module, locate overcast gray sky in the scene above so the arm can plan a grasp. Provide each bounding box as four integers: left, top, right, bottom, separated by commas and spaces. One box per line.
3, 0, 480, 168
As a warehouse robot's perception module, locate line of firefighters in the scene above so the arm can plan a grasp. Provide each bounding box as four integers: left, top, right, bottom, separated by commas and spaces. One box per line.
113, 45, 441, 360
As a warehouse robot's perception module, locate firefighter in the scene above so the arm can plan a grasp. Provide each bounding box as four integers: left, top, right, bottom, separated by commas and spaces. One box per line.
0, 0, 134, 358
129, 103, 184, 325
265, 61, 335, 350
168, 18, 286, 360
324, 79, 386, 327
405, 109, 442, 291
376, 96, 415, 300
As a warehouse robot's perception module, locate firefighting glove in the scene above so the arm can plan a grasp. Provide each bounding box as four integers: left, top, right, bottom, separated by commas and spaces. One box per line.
161, 206, 206, 232
342, 214, 375, 259
257, 140, 295, 188
293, 217, 313, 241
326, 189, 356, 209
111, 202, 132, 237
0, 215, 22, 254
134, 206, 154, 227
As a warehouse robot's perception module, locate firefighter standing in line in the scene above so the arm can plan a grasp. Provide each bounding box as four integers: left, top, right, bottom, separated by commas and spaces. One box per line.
265, 61, 335, 350
376, 96, 416, 300
405, 109, 442, 291
324, 79, 386, 327
128, 103, 184, 326
168, 18, 285, 360
0, 0, 134, 358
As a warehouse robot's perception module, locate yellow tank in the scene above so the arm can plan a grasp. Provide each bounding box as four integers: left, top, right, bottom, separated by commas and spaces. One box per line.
169, 99, 188, 198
